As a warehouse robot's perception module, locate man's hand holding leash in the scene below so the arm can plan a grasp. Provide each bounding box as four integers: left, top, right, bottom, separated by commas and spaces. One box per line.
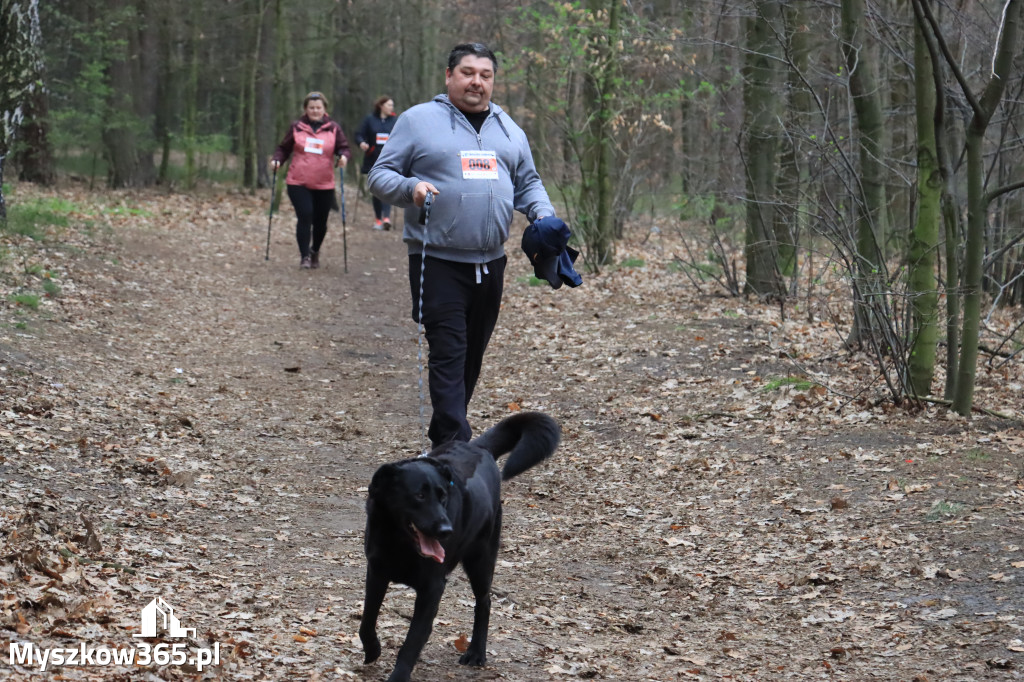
413, 181, 439, 207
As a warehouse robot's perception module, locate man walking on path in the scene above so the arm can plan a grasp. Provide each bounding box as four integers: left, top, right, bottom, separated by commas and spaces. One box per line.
367, 42, 557, 447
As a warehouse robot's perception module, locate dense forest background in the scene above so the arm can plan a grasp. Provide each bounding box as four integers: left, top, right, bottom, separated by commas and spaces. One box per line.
2, 0, 1023, 416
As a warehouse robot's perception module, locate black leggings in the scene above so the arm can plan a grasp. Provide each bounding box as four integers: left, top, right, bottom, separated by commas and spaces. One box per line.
287, 184, 333, 257
372, 196, 391, 221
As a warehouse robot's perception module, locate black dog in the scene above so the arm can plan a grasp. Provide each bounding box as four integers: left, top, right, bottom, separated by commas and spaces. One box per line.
360, 411, 560, 682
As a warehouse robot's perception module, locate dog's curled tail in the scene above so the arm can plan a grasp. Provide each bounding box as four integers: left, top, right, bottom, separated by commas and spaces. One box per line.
473, 411, 560, 481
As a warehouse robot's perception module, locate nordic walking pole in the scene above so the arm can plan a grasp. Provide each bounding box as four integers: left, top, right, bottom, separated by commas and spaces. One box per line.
265, 165, 278, 261
340, 166, 348, 273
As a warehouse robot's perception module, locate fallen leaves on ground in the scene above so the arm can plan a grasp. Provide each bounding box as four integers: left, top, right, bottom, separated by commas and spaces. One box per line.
1, 183, 1022, 680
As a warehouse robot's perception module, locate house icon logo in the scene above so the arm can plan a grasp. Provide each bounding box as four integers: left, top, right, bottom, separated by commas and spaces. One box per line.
133, 597, 196, 638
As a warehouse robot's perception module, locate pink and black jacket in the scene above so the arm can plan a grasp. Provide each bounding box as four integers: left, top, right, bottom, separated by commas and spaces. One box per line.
272, 115, 352, 190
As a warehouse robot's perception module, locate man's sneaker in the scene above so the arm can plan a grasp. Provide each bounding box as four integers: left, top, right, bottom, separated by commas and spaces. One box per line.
300, 256, 312, 269
374, 219, 383, 230
382, 217, 392, 231
310, 251, 320, 269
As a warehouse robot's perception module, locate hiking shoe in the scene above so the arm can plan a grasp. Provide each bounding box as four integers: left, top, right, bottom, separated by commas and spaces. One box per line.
374, 219, 383, 230
300, 256, 312, 269
382, 217, 392, 231
310, 251, 320, 269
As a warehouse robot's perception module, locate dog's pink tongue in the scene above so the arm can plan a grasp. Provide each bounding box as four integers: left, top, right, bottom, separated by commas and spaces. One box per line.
419, 536, 445, 563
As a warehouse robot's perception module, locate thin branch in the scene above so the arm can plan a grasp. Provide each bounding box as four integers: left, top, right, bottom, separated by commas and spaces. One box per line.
915, 395, 1021, 421
984, 178, 1024, 204
913, 0, 984, 118
982, 220, 1024, 269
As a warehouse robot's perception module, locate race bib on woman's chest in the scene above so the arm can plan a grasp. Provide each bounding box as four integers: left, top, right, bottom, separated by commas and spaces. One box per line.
304, 137, 325, 155
460, 150, 498, 180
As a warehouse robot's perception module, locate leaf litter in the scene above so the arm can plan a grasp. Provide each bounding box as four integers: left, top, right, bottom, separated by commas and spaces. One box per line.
1, 183, 1023, 680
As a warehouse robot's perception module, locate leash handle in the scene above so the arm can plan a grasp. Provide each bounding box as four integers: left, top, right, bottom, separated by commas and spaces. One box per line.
416, 191, 433, 454
418, 190, 432, 225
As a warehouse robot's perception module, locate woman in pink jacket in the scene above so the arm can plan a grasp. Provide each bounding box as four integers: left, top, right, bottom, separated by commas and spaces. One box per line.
270, 91, 352, 269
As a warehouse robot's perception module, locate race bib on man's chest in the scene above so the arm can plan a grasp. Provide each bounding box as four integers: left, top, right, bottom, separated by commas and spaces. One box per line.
304, 137, 325, 155
460, 151, 498, 180
375, 133, 389, 145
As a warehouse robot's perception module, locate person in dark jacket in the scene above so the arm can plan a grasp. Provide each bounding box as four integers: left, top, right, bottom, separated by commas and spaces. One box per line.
368, 43, 557, 447
355, 95, 397, 230
270, 91, 351, 269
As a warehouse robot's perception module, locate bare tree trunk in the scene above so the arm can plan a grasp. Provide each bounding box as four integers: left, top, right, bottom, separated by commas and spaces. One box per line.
239, 0, 267, 190
907, 6, 941, 396
941, 190, 963, 399
775, 1, 816, 286
272, 0, 292, 140
154, 9, 176, 185
950, 2, 1024, 411
912, 0, 964, 399
742, 0, 785, 299
841, 0, 889, 347
580, 0, 620, 268
15, 87, 55, 185
2, 0, 47, 216
182, 0, 200, 189
917, 0, 1024, 415
256, 0, 276, 189
102, 0, 158, 188
417, 0, 438, 104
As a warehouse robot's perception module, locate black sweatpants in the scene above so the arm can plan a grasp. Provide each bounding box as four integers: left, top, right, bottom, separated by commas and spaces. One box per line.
409, 254, 506, 447
287, 184, 333, 258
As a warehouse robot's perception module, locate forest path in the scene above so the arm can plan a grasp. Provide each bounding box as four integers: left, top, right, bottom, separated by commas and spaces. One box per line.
2, 183, 1023, 681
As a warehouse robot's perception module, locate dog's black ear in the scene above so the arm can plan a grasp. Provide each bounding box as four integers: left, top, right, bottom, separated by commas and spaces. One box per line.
368, 463, 400, 499
432, 461, 456, 489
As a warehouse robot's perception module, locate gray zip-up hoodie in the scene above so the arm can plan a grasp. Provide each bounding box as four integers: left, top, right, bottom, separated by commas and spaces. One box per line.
366, 94, 555, 264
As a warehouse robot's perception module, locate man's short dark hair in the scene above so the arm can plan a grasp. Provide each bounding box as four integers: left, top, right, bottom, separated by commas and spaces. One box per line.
447, 43, 498, 73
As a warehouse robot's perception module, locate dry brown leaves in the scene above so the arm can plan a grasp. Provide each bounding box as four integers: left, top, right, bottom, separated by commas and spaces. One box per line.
1, 182, 1023, 680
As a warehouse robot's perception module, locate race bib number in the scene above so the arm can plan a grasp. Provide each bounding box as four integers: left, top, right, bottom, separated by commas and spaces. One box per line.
304, 137, 325, 155
460, 151, 498, 180
375, 133, 389, 145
